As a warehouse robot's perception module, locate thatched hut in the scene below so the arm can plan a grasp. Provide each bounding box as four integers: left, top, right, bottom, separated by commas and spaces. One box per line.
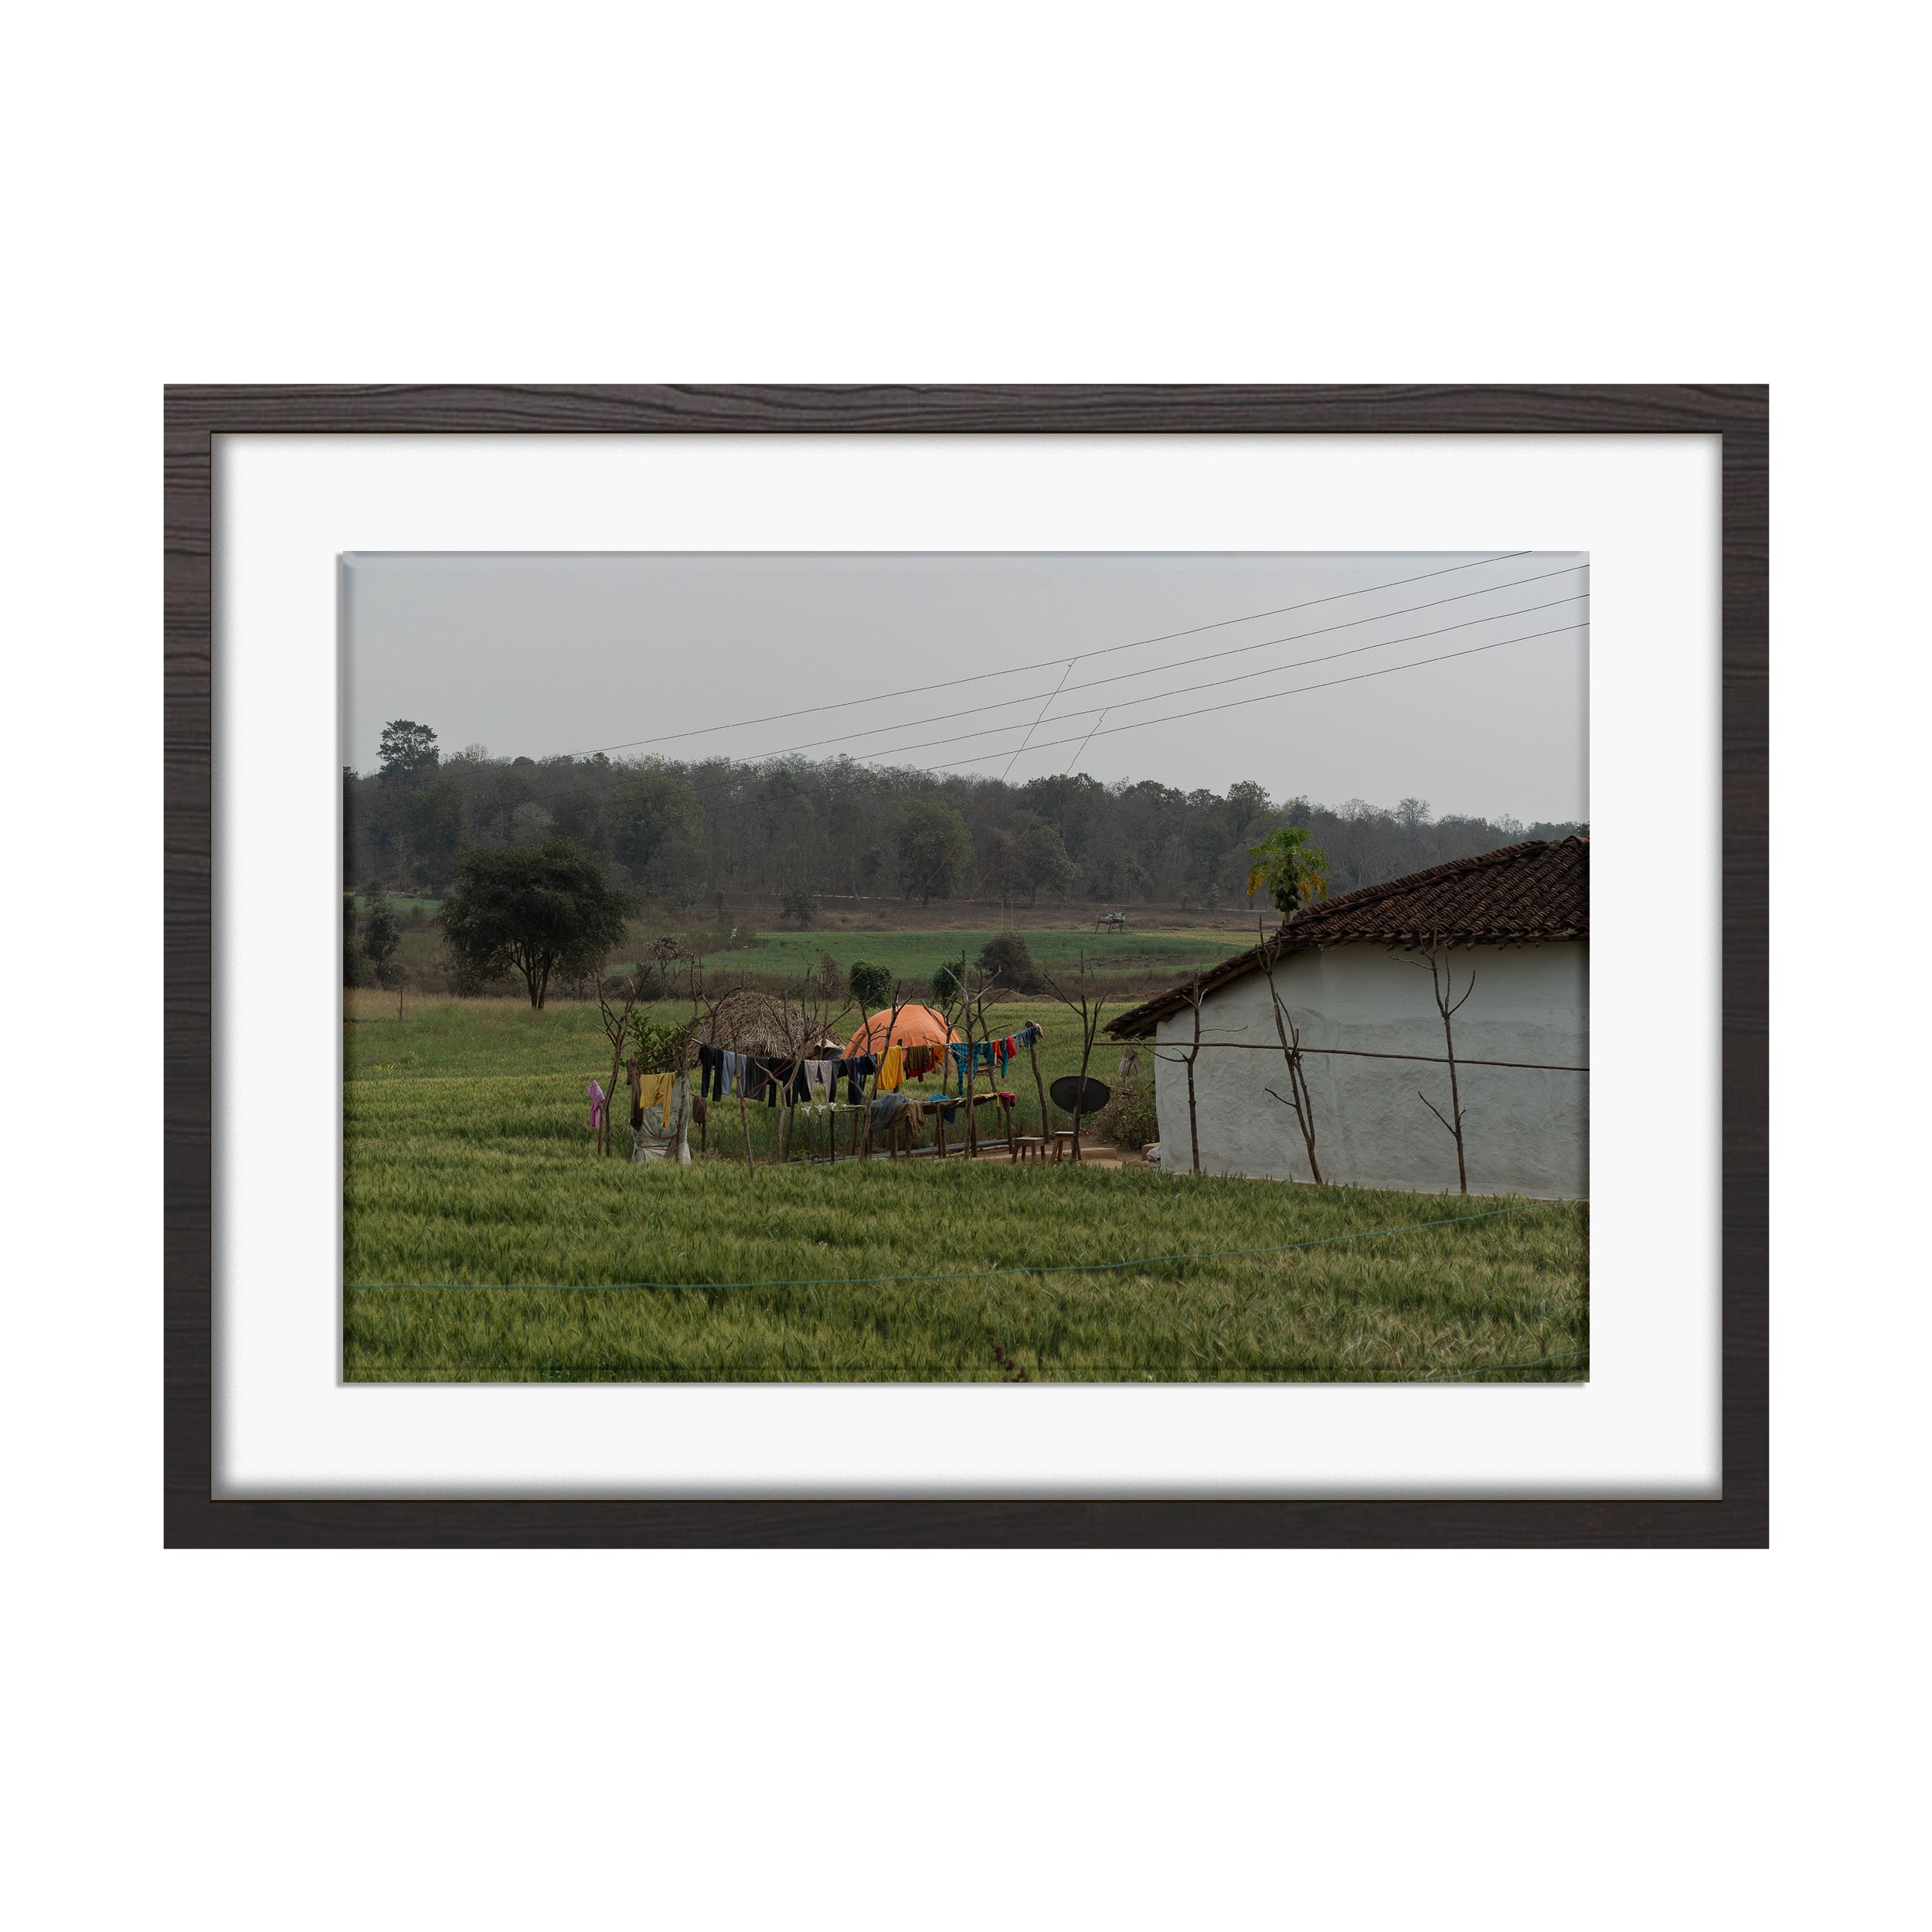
698, 990, 839, 1057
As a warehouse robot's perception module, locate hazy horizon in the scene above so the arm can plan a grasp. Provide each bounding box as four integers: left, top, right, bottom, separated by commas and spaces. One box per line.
342, 550, 1588, 824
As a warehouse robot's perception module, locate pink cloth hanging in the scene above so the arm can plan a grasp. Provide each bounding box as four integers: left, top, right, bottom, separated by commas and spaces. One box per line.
589, 1079, 607, 1131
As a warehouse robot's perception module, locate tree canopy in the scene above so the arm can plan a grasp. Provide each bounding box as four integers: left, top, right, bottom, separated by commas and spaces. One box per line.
895, 798, 973, 904
345, 722, 1584, 910
438, 838, 633, 1008
378, 719, 440, 786
1245, 825, 1332, 917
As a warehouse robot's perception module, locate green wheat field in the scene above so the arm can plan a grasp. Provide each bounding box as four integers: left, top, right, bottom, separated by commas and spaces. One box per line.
344, 992, 1588, 1383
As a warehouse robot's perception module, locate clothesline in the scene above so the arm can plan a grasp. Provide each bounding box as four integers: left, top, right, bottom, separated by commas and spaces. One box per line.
693, 1022, 1047, 1106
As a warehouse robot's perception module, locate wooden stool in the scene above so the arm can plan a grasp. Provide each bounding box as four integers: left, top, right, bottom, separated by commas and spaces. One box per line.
1050, 1131, 1082, 1165
1012, 1136, 1046, 1165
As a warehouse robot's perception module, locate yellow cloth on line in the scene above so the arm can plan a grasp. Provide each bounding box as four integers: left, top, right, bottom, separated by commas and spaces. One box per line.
877, 1045, 905, 1092
635, 1072, 675, 1111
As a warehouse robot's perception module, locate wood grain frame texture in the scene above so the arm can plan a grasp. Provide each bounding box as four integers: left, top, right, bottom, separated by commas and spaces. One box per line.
164, 384, 1767, 1548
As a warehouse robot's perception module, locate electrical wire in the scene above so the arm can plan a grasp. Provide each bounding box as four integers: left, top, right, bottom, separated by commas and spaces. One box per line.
603, 583, 1589, 818
842, 594, 1587, 770
559, 552, 1535, 756
847, 621, 1589, 772
646, 563, 1589, 771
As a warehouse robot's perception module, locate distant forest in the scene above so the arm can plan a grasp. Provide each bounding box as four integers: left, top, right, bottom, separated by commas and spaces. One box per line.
345, 721, 1587, 917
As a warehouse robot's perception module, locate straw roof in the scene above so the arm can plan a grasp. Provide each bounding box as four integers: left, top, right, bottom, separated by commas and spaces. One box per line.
699, 990, 839, 1056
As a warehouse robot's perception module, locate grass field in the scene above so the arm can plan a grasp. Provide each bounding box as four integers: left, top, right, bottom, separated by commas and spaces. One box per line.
376, 920, 1249, 1001
345, 992, 1587, 1383
696, 927, 1250, 988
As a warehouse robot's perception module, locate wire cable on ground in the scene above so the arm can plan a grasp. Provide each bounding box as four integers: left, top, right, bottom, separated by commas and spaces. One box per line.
1412, 1348, 1589, 1382
349, 1200, 1543, 1292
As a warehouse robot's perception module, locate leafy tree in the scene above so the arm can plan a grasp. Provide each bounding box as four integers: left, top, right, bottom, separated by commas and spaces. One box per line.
343, 891, 369, 988
509, 801, 556, 847
930, 949, 968, 1008
895, 798, 971, 904
378, 719, 440, 787
1012, 820, 1080, 906
1244, 825, 1332, 917
407, 780, 464, 874
848, 959, 893, 1012
975, 930, 1043, 993
625, 1012, 696, 1074
439, 838, 634, 1009
779, 884, 816, 929
361, 890, 403, 988
610, 769, 698, 875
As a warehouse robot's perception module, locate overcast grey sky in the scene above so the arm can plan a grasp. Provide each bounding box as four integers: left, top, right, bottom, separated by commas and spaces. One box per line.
341, 551, 1587, 823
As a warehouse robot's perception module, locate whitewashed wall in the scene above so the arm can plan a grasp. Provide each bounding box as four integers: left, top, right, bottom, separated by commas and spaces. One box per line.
1151, 943, 1588, 1197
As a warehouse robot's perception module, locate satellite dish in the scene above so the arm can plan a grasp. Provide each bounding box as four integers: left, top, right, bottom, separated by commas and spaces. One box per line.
1049, 1075, 1111, 1120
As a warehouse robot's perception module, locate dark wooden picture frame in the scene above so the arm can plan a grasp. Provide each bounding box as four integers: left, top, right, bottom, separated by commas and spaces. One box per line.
165, 384, 1767, 1547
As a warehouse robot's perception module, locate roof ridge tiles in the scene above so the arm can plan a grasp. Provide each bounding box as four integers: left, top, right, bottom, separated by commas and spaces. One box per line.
1105, 836, 1588, 1039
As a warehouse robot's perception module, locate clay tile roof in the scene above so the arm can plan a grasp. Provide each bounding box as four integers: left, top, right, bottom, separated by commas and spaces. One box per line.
1105, 836, 1589, 1039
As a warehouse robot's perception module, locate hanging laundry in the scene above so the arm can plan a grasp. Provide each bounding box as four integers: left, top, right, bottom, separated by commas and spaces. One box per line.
636, 1071, 675, 1113
877, 1044, 906, 1092
696, 1044, 724, 1100
804, 1059, 837, 1104
588, 1079, 607, 1131
842, 1053, 876, 1104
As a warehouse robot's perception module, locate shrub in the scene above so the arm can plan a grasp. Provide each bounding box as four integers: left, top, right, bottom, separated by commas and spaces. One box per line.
1098, 1087, 1160, 1151
362, 891, 403, 989
626, 1013, 696, 1073
849, 960, 893, 1012
930, 951, 968, 1008
779, 885, 817, 929
975, 930, 1043, 994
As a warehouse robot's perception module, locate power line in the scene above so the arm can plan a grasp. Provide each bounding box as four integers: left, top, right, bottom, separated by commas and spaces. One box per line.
561, 552, 1534, 756
842, 594, 1587, 770
912, 618, 1592, 769
610, 580, 1589, 817
672, 563, 1588, 770
596, 607, 1584, 861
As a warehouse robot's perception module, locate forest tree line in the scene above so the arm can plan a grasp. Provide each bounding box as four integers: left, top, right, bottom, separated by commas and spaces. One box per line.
345, 720, 1586, 917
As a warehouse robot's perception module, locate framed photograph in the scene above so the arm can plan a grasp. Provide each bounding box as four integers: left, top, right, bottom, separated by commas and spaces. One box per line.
165, 384, 1766, 1546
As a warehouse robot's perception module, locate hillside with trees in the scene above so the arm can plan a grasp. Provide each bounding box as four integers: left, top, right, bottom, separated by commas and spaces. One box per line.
345, 720, 1585, 917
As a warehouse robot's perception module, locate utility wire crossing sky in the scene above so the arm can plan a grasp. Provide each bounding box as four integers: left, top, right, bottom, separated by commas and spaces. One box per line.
342, 550, 1589, 822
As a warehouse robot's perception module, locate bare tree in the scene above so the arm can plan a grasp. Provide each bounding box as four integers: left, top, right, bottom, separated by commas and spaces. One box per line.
592, 964, 645, 1157
1255, 920, 1323, 1184
1039, 949, 1111, 1159
947, 964, 1005, 1157
1024, 1023, 1049, 1142
859, 979, 912, 1160
1404, 940, 1476, 1194
1160, 971, 1209, 1174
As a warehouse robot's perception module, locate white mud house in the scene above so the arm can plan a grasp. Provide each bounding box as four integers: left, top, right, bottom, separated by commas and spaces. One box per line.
1107, 838, 1588, 1197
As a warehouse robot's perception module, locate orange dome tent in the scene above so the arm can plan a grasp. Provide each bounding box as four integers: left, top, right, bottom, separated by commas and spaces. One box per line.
843, 1005, 959, 1059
